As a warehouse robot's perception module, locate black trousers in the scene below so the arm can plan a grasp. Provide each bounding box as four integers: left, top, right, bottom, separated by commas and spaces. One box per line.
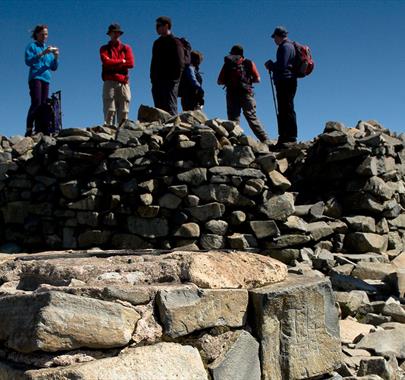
275, 78, 297, 142
151, 79, 179, 116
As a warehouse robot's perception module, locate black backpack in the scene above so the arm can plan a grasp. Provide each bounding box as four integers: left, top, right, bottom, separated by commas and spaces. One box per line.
34, 91, 62, 135
176, 37, 192, 66
223, 55, 253, 92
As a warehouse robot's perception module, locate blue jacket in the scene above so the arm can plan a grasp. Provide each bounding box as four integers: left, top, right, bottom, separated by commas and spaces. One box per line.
25, 41, 58, 83
272, 39, 296, 82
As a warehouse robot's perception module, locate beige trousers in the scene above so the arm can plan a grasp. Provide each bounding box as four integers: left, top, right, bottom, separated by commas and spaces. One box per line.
103, 80, 131, 126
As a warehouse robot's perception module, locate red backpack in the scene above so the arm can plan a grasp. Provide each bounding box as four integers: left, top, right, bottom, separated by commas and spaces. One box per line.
292, 41, 314, 78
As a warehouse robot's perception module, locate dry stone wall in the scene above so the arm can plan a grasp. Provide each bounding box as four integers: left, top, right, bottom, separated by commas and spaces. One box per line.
0, 107, 404, 379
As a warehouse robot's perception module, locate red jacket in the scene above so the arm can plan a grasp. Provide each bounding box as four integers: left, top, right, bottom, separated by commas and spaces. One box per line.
100, 41, 134, 84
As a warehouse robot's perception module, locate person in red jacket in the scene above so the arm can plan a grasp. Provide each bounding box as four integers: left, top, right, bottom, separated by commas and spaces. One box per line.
100, 24, 134, 126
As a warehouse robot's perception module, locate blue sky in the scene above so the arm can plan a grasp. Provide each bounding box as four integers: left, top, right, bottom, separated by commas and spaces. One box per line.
1, 0, 405, 140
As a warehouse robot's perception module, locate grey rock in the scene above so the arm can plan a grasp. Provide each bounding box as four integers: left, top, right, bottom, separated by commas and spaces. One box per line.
209, 166, 265, 178
24, 342, 208, 380
382, 300, 405, 323
78, 230, 110, 248
200, 234, 225, 249
127, 217, 169, 238
307, 221, 334, 241
109, 145, 148, 160
250, 275, 341, 380
188, 202, 225, 222
158, 193, 182, 209
220, 145, 256, 167
137, 104, 172, 123
260, 192, 295, 221
250, 220, 280, 239
257, 153, 277, 172
0, 291, 140, 353
265, 234, 311, 249
352, 262, 396, 281
358, 357, 398, 380
67, 196, 96, 211
177, 168, 207, 185
157, 285, 248, 338
209, 330, 261, 380
344, 233, 388, 254
192, 184, 254, 207
229, 210, 246, 225
344, 215, 376, 233
174, 223, 200, 238
268, 170, 291, 190
111, 234, 151, 249
205, 220, 228, 235
356, 325, 405, 359
228, 233, 258, 249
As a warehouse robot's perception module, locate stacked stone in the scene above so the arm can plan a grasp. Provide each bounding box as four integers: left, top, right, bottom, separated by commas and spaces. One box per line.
0, 250, 341, 379
0, 105, 297, 252
281, 120, 405, 379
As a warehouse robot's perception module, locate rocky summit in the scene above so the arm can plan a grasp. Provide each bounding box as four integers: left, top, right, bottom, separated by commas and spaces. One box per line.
0, 106, 404, 379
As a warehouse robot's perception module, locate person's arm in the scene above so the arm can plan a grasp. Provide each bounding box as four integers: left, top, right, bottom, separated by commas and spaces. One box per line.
100, 46, 125, 67
250, 61, 261, 83
25, 44, 50, 66
49, 55, 58, 71
187, 66, 201, 89
273, 43, 294, 72
121, 44, 134, 69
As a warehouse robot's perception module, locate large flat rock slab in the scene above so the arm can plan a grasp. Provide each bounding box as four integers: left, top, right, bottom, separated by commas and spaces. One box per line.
0, 291, 140, 353
250, 275, 341, 380
15, 250, 287, 290
183, 250, 287, 289
22, 342, 208, 380
157, 285, 248, 338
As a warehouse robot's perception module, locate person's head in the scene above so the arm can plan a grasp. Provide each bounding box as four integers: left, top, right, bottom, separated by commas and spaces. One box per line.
156, 16, 172, 36
271, 26, 288, 45
107, 23, 124, 42
230, 44, 244, 57
191, 50, 203, 66
32, 25, 48, 43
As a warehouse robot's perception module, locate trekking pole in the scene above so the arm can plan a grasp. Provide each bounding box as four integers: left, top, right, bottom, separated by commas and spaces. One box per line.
269, 72, 278, 117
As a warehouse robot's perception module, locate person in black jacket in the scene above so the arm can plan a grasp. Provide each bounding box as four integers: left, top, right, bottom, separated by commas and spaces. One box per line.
150, 16, 184, 115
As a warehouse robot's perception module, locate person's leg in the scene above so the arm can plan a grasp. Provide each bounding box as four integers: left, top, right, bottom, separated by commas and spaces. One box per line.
26, 79, 42, 136
284, 79, 297, 141
40, 81, 49, 104
103, 80, 116, 126
226, 91, 241, 123
275, 79, 297, 142
117, 83, 131, 125
166, 80, 179, 115
241, 93, 269, 142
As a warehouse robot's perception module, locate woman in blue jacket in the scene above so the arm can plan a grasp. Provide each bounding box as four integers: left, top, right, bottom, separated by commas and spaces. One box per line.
25, 24, 59, 136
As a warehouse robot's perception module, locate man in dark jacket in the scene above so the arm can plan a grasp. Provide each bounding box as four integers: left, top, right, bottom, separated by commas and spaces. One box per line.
150, 16, 184, 115
217, 45, 269, 143
265, 26, 297, 146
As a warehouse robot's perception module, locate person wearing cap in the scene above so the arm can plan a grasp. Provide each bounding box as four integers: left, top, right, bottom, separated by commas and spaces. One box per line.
25, 24, 59, 137
265, 26, 297, 146
100, 24, 134, 126
150, 16, 185, 115
217, 45, 270, 143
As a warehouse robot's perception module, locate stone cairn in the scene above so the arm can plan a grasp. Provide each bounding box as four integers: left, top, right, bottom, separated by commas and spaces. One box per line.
0, 105, 403, 379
